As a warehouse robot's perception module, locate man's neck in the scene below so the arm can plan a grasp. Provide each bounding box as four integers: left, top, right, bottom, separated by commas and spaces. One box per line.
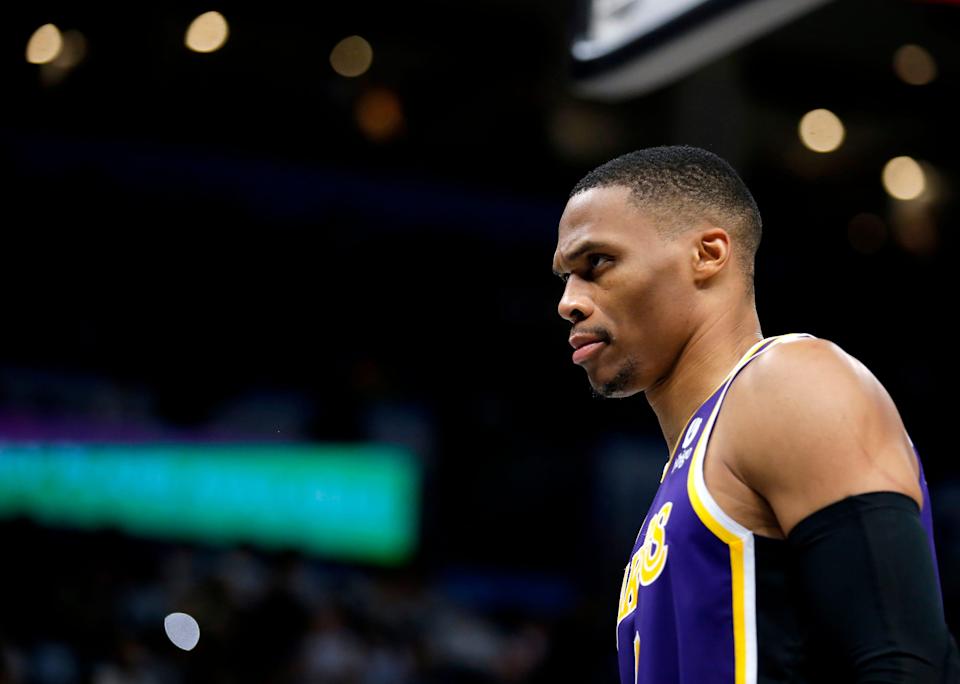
645, 305, 763, 457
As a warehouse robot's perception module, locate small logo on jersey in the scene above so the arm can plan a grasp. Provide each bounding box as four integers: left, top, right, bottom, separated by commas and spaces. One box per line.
681, 417, 702, 450
671, 446, 692, 473
617, 501, 673, 625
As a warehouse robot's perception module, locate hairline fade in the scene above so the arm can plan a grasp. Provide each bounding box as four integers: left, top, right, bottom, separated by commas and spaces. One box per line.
569, 145, 762, 297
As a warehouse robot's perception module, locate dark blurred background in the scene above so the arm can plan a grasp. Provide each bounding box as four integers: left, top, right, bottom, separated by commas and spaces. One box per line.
2, 0, 960, 682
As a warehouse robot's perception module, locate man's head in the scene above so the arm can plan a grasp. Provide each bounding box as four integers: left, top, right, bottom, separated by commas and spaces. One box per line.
552, 145, 762, 398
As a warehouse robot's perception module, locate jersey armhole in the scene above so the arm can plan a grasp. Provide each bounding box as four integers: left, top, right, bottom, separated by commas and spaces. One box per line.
686, 332, 817, 541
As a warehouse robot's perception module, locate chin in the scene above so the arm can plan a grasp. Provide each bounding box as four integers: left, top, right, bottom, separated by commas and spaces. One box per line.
593, 384, 640, 399
588, 360, 640, 399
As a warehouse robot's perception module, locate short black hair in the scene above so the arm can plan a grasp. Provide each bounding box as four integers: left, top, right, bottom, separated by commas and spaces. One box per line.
569, 145, 762, 296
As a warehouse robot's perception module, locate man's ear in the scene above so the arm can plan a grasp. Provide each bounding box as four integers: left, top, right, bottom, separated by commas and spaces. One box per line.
691, 226, 731, 284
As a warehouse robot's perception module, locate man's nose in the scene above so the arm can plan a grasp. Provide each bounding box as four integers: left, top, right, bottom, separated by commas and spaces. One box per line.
558, 279, 592, 323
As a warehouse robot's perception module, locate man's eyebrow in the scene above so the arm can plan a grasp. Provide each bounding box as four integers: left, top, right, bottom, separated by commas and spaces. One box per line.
552, 240, 609, 275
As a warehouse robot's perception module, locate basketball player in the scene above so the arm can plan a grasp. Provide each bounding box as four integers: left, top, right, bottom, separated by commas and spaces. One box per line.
552, 146, 960, 683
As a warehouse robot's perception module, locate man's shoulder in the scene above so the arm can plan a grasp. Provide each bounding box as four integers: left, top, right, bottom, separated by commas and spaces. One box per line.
721, 334, 921, 530
739, 335, 878, 414
720, 335, 871, 458
756, 334, 856, 374
720, 334, 923, 531
722, 335, 892, 460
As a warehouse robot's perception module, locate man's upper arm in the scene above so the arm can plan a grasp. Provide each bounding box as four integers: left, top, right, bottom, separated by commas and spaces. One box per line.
728, 337, 922, 536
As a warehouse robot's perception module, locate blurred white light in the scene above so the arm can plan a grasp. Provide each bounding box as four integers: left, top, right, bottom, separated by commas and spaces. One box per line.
882, 156, 925, 201
330, 36, 373, 78
798, 109, 844, 153
185, 11, 229, 53
893, 44, 936, 86
164, 612, 200, 651
27, 24, 63, 65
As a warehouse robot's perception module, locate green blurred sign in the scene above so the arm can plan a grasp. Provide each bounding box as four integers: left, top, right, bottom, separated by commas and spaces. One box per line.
0, 443, 420, 564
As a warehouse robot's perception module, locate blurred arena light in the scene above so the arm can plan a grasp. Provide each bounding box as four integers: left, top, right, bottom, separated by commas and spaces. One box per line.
356, 87, 405, 141
570, 0, 833, 100
164, 613, 200, 651
0, 443, 421, 565
915, 160, 944, 205
40, 29, 88, 86
26, 23, 63, 65
798, 108, 845, 153
52, 30, 87, 69
890, 199, 938, 255
185, 11, 229, 53
883, 156, 926, 200
331, 36, 373, 78
886, 159, 943, 255
893, 44, 937, 86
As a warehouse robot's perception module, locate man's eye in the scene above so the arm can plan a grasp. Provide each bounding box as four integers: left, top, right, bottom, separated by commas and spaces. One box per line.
588, 254, 610, 268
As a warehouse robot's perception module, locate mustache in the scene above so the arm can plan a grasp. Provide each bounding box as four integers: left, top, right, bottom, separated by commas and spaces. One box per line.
570, 326, 612, 344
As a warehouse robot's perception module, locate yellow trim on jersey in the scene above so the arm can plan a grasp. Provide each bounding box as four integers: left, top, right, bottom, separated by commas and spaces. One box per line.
681, 333, 814, 684
687, 459, 748, 684
683, 335, 781, 684
634, 632, 640, 684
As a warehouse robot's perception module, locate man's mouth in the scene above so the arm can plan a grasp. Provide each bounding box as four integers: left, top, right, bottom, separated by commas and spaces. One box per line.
569, 331, 609, 365
572, 341, 605, 364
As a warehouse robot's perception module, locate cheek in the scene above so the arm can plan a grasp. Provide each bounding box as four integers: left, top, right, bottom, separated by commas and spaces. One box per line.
606, 256, 688, 334
618, 280, 668, 326
615, 278, 688, 347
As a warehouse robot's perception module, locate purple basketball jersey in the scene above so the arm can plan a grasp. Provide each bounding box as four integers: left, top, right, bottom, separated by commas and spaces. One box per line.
614, 332, 939, 684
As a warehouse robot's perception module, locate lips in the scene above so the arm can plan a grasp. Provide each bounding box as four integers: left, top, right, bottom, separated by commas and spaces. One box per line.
572, 341, 605, 364
569, 332, 608, 365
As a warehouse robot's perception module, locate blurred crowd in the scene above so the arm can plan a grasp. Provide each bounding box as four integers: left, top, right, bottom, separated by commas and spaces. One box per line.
0, 523, 558, 684
2, 334, 960, 684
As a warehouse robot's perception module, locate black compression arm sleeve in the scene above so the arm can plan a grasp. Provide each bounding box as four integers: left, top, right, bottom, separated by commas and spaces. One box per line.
786, 491, 960, 683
